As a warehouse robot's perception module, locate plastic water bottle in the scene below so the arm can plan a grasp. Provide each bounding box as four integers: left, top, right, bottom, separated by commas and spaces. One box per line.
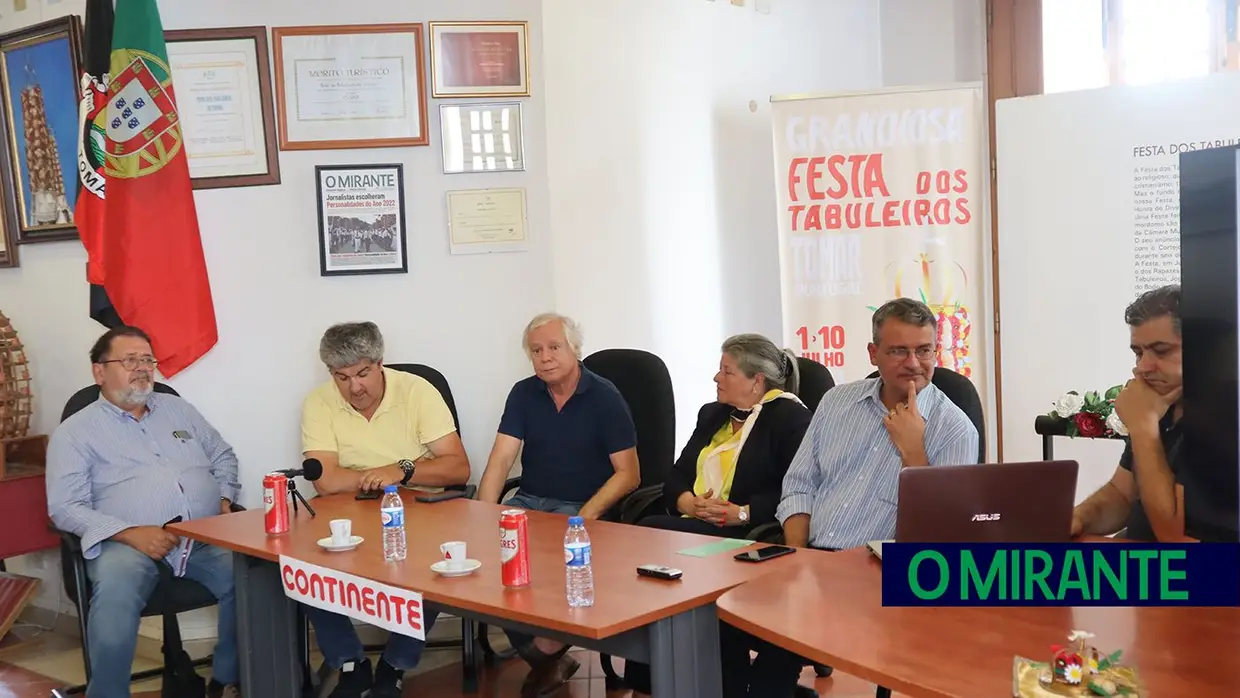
381, 485, 406, 562
564, 516, 594, 607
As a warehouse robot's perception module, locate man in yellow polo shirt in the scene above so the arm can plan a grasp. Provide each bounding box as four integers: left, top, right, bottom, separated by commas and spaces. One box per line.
300, 321, 471, 698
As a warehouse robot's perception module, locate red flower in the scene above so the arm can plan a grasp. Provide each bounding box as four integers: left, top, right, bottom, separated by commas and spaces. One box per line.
1073, 412, 1105, 438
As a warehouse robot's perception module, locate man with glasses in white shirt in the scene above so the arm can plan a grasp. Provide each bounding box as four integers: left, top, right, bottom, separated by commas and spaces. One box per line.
47, 326, 242, 698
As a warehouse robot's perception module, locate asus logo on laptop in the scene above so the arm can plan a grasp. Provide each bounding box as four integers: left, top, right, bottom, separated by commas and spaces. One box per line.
971, 513, 1001, 522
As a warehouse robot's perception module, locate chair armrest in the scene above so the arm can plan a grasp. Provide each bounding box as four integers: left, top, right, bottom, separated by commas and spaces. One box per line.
745, 521, 785, 544
50, 525, 84, 554
501, 477, 522, 503
618, 484, 664, 524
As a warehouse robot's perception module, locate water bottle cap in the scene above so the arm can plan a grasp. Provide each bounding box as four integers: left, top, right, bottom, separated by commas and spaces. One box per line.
568, 516, 584, 526
384, 485, 398, 493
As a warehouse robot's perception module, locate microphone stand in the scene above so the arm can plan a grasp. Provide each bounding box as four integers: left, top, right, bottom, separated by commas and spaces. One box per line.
288, 478, 316, 518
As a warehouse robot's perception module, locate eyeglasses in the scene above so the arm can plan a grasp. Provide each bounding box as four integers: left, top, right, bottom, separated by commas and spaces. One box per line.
99, 356, 158, 371
885, 347, 936, 361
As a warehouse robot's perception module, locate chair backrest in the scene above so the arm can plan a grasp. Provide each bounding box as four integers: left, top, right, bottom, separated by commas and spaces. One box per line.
385, 363, 461, 435
865, 367, 986, 462
794, 357, 835, 412
60, 382, 181, 423
582, 349, 675, 490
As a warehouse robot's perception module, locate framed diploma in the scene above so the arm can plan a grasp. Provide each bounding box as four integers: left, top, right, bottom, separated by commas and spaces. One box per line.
429, 21, 530, 98
165, 27, 280, 189
273, 24, 429, 150
439, 102, 524, 174
316, 164, 408, 276
445, 187, 528, 255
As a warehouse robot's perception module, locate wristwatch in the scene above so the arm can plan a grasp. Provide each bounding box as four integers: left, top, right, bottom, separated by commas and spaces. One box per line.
738, 505, 749, 523
398, 459, 416, 486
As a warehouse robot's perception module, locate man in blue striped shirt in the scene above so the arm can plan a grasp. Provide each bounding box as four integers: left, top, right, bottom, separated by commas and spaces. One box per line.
723, 300, 978, 698
47, 327, 242, 698
777, 298, 979, 550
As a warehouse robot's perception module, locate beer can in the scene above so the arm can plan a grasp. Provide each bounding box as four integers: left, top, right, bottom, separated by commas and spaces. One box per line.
263, 472, 290, 535
500, 509, 530, 587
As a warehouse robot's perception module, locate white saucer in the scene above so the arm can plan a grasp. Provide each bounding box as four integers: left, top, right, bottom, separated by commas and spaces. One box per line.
431, 559, 481, 577
317, 535, 363, 552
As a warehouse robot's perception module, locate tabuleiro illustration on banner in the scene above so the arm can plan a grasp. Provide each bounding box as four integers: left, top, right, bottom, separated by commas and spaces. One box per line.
770, 84, 988, 424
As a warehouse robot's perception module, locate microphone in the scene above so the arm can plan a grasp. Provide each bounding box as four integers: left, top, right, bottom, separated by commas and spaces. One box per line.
275, 458, 323, 482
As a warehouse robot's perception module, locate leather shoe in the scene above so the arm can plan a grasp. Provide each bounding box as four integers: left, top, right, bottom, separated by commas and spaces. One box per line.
520, 654, 580, 698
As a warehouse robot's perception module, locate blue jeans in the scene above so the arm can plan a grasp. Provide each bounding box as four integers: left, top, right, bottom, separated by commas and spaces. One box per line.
85, 541, 238, 698
304, 605, 440, 671
502, 491, 583, 653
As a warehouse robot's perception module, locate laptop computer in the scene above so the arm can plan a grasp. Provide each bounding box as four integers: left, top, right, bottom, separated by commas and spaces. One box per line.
866, 460, 1079, 557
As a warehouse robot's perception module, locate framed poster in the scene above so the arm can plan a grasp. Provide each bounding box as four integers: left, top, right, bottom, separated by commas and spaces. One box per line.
0, 16, 82, 243
316, 164, 408, 276
429, 21, 530, 98
273, 24, 429, 150
165, 26, 281, 189
439, 101, 524, 174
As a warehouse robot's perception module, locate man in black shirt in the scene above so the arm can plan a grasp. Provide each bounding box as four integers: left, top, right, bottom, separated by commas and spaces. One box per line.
1072, 285, 1238, 542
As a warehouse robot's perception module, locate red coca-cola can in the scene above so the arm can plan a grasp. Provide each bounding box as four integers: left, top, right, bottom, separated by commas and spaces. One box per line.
263, 472, 290, 535
500, 509, 530, 587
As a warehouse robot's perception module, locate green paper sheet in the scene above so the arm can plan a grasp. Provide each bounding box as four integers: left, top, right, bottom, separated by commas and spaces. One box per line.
676, 538, 754, 557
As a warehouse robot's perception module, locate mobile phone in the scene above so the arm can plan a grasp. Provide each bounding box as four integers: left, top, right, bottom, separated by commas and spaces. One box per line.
734, 545, 796, 563
415, 490, 467, 504
355, 489, 382, 500
636, 564, 683, 580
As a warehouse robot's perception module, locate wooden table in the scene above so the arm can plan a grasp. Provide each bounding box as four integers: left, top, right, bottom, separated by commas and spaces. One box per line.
716, 547, 1240, 697
169, 491, 801, 698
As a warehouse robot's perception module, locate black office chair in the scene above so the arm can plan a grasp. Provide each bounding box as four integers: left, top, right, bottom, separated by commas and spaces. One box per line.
866, 366, 986, 462
485, 348, 676, 687
795, 357, 835, 412
379, 363, 479, 691
54, 382, 239, 696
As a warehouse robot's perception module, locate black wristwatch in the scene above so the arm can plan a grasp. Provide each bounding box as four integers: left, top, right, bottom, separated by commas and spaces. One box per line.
398, 459, 416, 486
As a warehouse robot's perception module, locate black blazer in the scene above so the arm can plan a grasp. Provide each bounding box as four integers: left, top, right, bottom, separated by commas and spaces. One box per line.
663, 397, 812, 526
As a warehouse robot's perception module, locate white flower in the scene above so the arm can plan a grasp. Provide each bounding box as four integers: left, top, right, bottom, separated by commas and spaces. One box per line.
1065, 664, 1083, 684
1105, 411, 1128, 436
1054, 392, 1085, 417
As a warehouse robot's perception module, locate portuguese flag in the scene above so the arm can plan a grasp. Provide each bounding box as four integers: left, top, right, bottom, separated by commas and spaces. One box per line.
86, 0, 218, 376
76, 0, 118, 327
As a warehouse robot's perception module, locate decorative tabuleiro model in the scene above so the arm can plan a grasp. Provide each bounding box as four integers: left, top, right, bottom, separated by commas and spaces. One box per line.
0, 312, 32, 440
1013, 629, 1143, 697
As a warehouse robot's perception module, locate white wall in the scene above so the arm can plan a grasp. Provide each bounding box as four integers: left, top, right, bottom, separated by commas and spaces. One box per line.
879, 0, 986, 87
544, 0, 882, 442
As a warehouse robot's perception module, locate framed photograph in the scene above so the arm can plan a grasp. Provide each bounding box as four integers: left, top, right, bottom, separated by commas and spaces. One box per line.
0, 16, 83, 243
316, 164, 408, 276
165, 26, 281, 189
429, 21, 530, 98
439, 101, 524, 174
0, 197, 16, 268
273, 24, 428, 150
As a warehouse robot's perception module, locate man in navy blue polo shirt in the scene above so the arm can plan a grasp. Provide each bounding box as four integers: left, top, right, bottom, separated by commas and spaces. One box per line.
479, 312, 640, 697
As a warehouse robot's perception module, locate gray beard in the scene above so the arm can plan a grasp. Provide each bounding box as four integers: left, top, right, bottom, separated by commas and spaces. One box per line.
112, 380, 154, 407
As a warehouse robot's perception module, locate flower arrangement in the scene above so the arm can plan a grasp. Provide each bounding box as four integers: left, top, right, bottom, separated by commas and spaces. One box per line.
1048, 386, 1128, 438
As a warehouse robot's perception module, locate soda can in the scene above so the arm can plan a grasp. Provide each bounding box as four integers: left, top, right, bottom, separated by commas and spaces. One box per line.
500, 509, 530, 587
263, 472, 290, 535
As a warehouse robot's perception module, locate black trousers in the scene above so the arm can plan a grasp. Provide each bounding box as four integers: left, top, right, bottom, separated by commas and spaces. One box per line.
624, 515, 800, 697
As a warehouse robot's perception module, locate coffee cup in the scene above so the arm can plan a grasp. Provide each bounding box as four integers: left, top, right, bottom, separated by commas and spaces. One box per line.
329, 519, 352, 546
440, 541, 467, 570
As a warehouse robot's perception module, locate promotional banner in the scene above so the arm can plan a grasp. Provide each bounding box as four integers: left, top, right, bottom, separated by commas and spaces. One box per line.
280, 555, 426, 639
772, 85, 987, 418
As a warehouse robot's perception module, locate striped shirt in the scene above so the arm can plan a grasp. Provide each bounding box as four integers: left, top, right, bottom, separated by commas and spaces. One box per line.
776, 377, 978, 550
46, 393, 241, 560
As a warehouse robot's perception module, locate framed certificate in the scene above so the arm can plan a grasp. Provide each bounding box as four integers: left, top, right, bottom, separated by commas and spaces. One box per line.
439, 102, 524, 174
429, 21, 530, 98
273, 24, 429, 150
445, 187, 528, 255
165, 26, 280, 189
316, 164, 408, 276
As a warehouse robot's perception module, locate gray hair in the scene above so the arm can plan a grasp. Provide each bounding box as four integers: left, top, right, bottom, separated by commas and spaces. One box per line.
319, 321, 384, 370
522, 312, 584, 358
1125, 284, 1181, 335
871, 298, 937, 344
722, 333, 800, 394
